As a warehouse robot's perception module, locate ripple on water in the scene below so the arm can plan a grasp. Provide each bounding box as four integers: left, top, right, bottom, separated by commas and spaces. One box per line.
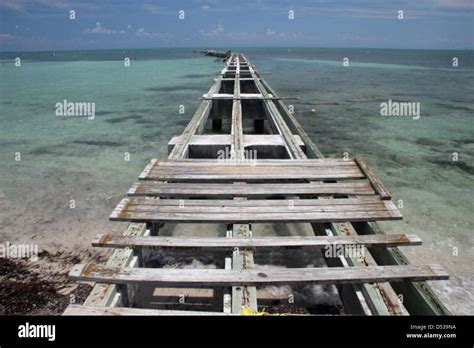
72, 140, 126, 147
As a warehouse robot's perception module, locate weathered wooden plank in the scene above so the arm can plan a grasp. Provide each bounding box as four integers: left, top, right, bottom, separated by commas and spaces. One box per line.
231, 78, 243, 158
144, 169, 362, 178
110, 197, 402, 223
63, 304, 233, 316
220, 77, 254, 81
140, 158, 355, 167
69, 264, 448, 287
116, 203, 398, 214
168, 134, 305, 148
117, 197, 393, 207
128, 181, 376, 197
145, 164, 358, 171
355, 157, 392, 200
92, 233, 422, 249
141, 171, 364, 181
230, 57, 258, 313
111, 209, 401, 223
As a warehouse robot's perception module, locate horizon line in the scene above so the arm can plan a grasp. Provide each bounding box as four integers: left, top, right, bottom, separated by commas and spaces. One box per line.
1, 45, 473, 54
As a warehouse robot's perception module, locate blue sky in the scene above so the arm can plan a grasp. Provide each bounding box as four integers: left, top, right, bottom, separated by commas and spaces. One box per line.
0, 0, 473, 51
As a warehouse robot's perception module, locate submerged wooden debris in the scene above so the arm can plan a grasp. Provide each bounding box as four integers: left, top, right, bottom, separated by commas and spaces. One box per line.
201, 49, 232, 60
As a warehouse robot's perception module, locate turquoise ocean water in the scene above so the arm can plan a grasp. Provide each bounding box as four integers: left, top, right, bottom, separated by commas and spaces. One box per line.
0, 48, 473, 313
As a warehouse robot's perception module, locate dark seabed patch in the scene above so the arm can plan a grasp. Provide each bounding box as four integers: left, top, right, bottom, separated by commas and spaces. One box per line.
73, 140, 125, 147
451, 138, 474, 146
0, 140, 27, 146
277, 86, 304, 94
435, 103, 473, 112
128, 108, 153, 114
313, 101, 341, 105
346, 97, 409, 103
415, 138, 445, 147
180, 73, 209, 79
176, 118, 191, 126
427, 157, 474, 175
104, 115, 143, 124
29, 146, 62, 156
387, 154, 418, 166
135, 119, 156, 124
145, 85, 204, 93
95, 110, 116, 116
140, 130, 166, 140
393, 92, 433, 97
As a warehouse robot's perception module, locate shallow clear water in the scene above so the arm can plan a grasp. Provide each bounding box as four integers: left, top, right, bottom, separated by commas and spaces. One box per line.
0, 47, 473, 313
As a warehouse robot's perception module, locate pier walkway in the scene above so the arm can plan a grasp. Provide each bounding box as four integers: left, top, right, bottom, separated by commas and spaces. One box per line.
65, 53, 449, 315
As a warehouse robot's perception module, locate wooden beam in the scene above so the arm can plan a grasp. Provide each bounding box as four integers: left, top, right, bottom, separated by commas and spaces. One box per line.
202, 93, 298, 100
139, 165, 365, 181
139, 158, 354, 166
63, 304, 233, 316
355, 157, 392, 200
229, 55, 258, 313
110, 198, 403, 223
168, 134, 305, 157
92, 233, 422, 249
69, 263, 449, 287
127, 181, 377, 197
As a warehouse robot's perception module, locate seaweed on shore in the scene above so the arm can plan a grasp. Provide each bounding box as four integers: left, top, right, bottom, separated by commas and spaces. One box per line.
0, 257, 91, 315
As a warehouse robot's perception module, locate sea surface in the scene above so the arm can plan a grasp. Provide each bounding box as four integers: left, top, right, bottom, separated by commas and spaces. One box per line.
0, 47, 473, 314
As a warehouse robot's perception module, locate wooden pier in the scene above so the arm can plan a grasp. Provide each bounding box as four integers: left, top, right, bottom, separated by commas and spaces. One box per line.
65, 53, 450, 316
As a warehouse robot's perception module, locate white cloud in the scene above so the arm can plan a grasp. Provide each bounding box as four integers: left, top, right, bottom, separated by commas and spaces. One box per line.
142, 3, 160, 14
0, 32, 15, 40
34, 0, 71, 9
0, 0, 25, 11
266, 28, 276, 36
84, 22, 117, 35
201, 24, 224, 37
135, 28, 161, 38
84, 22, 165, 39
264, 28, 299, 40
0, 0, 96, 12
430, 0, 474, 9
